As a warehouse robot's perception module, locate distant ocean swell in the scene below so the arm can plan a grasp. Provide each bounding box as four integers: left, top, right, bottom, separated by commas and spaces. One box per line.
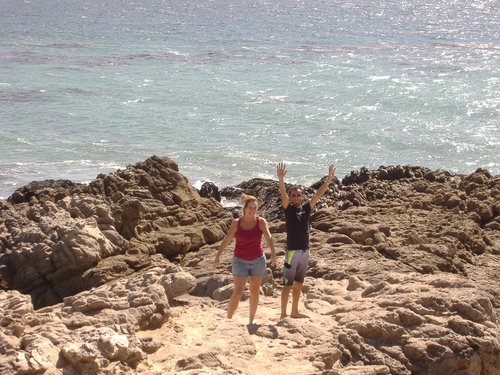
0, 0, 498, 199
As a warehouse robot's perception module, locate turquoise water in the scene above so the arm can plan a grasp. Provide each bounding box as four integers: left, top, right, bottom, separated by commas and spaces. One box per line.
0, 0, 498, 199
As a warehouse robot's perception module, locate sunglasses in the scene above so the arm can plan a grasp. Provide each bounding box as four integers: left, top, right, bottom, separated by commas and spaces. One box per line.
290, 193, 302, 197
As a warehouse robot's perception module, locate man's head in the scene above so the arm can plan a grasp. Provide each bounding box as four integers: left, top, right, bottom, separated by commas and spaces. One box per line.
288, 185, 304, 207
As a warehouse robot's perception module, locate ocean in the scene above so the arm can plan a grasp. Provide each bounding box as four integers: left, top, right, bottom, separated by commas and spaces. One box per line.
0, 0, 498, 199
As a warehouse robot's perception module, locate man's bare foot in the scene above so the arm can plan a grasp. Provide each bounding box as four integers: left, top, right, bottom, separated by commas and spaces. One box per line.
280, 313, 287, 320
290, 313, 309, 318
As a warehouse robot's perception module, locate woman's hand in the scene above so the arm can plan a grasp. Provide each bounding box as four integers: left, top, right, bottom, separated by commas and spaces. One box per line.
213, 254, 220, 268
270, 252, 276, 267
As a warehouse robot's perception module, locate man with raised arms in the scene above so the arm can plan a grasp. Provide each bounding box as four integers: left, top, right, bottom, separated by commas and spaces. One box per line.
277, 162, 336, 319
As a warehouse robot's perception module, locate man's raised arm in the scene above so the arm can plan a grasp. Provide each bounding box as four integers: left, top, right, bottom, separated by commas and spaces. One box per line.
277, 162, 289, 209
310, 164, 336, 209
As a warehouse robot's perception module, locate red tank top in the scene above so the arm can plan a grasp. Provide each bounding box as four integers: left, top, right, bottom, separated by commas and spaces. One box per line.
234, 217, 264, 260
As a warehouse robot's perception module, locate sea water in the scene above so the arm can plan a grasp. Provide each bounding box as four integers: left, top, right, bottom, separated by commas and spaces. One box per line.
0, 0, 498, 199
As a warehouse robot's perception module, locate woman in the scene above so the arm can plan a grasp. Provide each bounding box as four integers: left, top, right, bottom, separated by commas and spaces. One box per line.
213, 194, 276, 325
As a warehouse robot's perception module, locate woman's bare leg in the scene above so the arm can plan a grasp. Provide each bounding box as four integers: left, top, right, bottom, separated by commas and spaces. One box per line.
227, 276, 247, 318
248, 276, 263, 324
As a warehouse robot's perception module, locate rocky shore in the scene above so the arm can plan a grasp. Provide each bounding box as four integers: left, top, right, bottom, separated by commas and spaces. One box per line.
1, 155, 499, 374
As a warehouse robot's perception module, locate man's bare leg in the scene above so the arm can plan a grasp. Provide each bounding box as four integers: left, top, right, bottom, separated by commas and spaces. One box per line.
290, 281, 308, 318
280, 285, 293, 319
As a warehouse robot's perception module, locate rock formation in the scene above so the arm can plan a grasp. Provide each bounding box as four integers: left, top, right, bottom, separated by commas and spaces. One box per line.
1, 156, 499, 374
0, 156, 231, 308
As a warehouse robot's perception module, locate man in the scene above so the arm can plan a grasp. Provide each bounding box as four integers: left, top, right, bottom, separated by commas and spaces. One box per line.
277, 162, 335, 319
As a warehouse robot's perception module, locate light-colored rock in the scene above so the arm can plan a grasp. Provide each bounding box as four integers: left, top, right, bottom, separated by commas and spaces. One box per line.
0, 261, 195, 375
0, 156, 232, 309
160, 271, 197, 301
1, 159, 499, 374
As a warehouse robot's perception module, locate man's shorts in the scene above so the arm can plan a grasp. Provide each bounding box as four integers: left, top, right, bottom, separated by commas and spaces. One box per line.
232, 254, 266, 277
282, 249, 309, 286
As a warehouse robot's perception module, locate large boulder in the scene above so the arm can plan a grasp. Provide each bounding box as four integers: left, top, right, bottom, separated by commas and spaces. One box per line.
0, 257, 195, 375
0, 156, 232, 307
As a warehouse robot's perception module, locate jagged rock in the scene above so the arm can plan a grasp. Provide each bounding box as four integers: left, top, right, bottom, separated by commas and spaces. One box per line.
198, 182, 221, 202
0, 156, 232, 307
191, 274, 233, 298
0, 194, 127, 307
1, 158, 499, 374
160, 271, 197, 301
7, 179, 85, 205
222, 177, 336, 220
0, 261, 193, 375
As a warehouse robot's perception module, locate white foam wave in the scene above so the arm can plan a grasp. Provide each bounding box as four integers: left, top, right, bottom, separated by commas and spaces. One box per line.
221, 197, 240, 208
16, 137, 31, 145
123, 97, 150, 104
164, 50, 189, 57
368, 75, 391, 81
356, 105, 378, 112
269, 96, 288, 101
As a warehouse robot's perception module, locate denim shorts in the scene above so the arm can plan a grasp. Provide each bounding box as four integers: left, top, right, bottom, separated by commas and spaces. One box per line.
232, 254, 266, 277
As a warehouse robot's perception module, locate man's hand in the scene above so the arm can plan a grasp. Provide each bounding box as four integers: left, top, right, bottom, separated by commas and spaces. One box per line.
277, 162, 287, 180
309, 163, 336, 209
277, 162, 289, 208
327, 164, 336, 183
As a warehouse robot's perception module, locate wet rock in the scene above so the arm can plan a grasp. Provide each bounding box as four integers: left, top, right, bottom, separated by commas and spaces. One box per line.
199, 182, 221, 202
